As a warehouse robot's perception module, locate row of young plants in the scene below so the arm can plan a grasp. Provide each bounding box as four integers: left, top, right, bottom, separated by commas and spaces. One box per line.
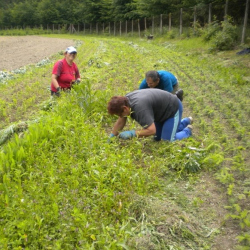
80, 36, 250, 247
136, 38, 250, 246
0, 91, 214, 248
0, 35, 249, 248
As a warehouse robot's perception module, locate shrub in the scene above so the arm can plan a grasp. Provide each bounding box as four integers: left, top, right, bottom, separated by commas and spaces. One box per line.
191, 21, 203, 37
210, 18, 238, 51
202, 20, 221, 42
167, 29, 178, 39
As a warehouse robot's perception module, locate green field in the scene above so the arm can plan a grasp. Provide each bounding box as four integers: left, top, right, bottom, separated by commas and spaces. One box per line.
0, 35, 249, 249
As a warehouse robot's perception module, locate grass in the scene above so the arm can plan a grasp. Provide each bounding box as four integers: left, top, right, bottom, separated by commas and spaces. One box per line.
0, 34, 249, 249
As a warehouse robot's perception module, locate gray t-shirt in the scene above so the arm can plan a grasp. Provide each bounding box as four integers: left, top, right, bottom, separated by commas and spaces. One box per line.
126, 89, 179, 128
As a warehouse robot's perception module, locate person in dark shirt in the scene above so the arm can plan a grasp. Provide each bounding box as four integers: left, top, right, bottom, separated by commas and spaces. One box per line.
139, 70, 184, 101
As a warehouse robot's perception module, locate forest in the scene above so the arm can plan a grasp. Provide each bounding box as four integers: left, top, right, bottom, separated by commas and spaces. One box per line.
0, 0, 248, 28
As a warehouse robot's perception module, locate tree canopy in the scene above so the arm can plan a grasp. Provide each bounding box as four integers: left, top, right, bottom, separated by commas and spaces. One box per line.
0, 0, 247, 28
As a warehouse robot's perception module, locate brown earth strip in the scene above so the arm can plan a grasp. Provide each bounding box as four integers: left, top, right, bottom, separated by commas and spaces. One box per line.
0, 36, 75, 71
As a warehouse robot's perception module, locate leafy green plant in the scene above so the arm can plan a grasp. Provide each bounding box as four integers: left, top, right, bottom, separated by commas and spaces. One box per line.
202, 20, 221, 42
191, 21, 203, 37
209, 17, 238, 51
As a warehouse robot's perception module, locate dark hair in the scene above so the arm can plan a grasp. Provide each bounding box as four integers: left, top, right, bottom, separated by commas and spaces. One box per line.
145, 70, 160, 82
107, 96, 129, 116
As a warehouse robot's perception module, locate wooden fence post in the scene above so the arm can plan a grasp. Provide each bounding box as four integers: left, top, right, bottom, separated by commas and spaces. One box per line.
132, 20, 133, 35
144, 17, 147, 30
241, 0, 249, 44
120, 21, 122, 36
193, 6, 196, 34
114, 22, 116, 36
138, 19, 140, 37
160, 14, 162, 34
169, 13, 171, 31
152, 16, 154, 34
180, 8, 183, 35
224, 0, 229, 21
126, 20, 127, 35
208, 3, 212, 24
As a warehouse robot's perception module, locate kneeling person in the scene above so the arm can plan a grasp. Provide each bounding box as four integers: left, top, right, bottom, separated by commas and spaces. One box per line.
139, 70, 183, 101
108, 89, 192, 141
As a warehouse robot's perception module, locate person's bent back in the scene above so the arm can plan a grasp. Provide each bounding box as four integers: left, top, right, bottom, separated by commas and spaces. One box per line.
139, 70, 183, 101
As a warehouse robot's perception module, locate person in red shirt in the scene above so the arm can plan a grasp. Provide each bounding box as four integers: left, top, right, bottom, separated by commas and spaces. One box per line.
51, 46, 81, 96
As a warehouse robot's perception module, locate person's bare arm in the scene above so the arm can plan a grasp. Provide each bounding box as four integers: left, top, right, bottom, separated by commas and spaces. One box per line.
136, 123, 156, 137
51, 74, 60, 89
112, 117, 127, 135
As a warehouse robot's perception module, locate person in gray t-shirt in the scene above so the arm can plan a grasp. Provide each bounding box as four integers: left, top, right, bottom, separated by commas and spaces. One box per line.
107, 89, 192, 141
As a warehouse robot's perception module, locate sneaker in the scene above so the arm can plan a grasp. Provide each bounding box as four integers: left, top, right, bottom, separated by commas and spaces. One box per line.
188, 117, 193, 124
187, 125, 193, 130
175, 89, 184, 101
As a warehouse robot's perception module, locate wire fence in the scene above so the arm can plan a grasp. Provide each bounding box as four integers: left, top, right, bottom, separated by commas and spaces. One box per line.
1, 1, 249, 42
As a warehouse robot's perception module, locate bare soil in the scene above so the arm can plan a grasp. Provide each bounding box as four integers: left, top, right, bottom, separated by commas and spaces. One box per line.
0, 36, 76, 129
0, 36, 75, 71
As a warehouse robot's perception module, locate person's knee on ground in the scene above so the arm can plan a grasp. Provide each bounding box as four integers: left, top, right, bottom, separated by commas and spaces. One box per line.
174, 126, 192, 140
177, 117, 193, 132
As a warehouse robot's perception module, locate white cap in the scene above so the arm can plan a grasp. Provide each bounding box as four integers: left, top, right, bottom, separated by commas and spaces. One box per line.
65, 46, 77, 53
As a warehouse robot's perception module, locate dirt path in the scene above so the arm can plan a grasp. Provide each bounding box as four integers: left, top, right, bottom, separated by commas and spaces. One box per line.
0, 36, 75, 71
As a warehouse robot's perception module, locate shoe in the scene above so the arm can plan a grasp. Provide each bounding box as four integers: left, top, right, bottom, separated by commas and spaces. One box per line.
187, 125, 193, 130
175, 89, 184, 101
188, 117, 193, 124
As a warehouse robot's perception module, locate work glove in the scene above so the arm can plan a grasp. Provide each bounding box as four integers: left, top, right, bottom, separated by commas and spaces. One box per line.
119, 130, 136, 140
55, 87, 60, 97
107, 133, 116, 143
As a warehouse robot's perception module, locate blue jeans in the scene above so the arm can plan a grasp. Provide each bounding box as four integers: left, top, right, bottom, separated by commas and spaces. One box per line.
154, 99, 192, 141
